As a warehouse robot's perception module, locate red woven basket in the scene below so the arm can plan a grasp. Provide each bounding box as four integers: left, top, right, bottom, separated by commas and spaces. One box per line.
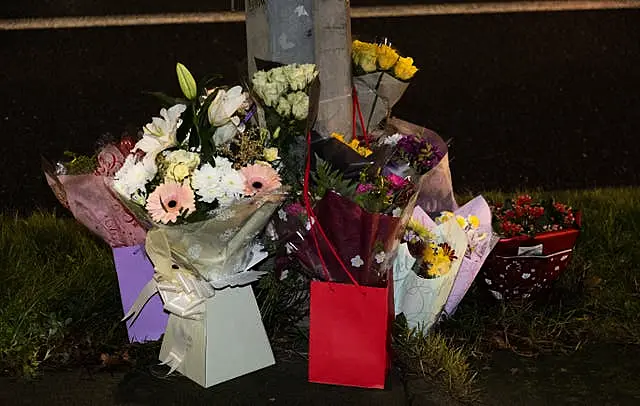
480, 214, 581, 300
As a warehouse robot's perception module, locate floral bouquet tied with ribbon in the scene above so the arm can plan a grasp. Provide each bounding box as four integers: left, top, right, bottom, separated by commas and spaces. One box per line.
113, 63, 286, 387
481, 195, 581, 300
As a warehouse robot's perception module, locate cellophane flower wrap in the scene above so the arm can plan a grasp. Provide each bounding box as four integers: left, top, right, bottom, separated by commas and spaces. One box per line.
351, 39, 417, 135
434, 196, 501, 316
481, 195, 581, 300
393, 206, 468, 332
283, 129, 418, 287
43, 137, 147, 247
112, 64, 287, 322
385, 117, 458, 213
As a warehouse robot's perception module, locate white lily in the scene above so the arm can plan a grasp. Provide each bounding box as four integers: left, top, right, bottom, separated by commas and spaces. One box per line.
208, 86, 246, 127
134, 104, 187, 166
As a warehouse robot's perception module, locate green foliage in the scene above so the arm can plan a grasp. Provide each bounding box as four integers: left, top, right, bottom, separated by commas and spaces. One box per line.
61, 151, 97, 175
0, 212, 123, 377
311, 158, 357, 200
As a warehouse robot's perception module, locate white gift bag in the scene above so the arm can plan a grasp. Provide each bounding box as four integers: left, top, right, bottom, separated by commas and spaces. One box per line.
159, 285, 275, 388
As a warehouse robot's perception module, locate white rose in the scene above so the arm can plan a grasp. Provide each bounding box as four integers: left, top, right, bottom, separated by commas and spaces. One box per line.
300, 64, 318, 87
208, 86, 246, 126
276, 96, 292, 117
288, 92, 309, 120
283, 64, 307, 91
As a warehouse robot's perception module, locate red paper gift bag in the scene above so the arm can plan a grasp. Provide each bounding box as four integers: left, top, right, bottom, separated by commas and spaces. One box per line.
308, 279, 393, 388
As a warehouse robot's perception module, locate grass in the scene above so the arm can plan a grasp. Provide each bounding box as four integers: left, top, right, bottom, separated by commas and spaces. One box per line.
1, 187, 640, 401
0, 211, 126, 376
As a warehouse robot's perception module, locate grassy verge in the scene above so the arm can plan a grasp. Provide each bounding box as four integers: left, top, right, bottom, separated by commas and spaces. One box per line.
1, 188, 639, 402
0, 212, 126, 376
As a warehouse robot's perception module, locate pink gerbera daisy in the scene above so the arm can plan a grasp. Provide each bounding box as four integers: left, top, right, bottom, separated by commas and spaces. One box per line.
145, 182, 196, 224
240, 163, 282, 195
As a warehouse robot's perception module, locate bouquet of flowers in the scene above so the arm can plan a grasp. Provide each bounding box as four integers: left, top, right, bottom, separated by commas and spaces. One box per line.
250, 62, 319, 188
481, 195, 581, 300
384, 117, 458, 214
112, 63, 287, 387
274, 127, 417, 389
393, 206, 468, 332
351, 38, 418, 137
433, 196, 500, 315
43, 136, 169, 343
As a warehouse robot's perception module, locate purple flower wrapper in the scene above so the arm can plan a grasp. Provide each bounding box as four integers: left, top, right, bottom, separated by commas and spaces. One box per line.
113, 244, 168, 342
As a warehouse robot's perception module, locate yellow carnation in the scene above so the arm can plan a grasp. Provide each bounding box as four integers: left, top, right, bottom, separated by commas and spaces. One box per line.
393, 56, 418, 81
263, 147, 280, 162
376, 44, 400, 70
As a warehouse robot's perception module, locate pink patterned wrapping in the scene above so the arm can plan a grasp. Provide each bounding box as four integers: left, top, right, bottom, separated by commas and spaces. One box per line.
46, 171, 146, 247
387, 117, 458, 214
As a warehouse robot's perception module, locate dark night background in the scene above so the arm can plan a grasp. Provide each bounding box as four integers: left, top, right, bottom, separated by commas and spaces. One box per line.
1, 4, 638, 213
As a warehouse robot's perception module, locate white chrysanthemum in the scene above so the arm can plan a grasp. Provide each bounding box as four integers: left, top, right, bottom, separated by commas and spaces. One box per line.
191, 161, 245, 206
113, 155, 157, 198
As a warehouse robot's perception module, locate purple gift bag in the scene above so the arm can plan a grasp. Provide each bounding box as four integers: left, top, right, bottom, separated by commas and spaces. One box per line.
113, 244, 168, 342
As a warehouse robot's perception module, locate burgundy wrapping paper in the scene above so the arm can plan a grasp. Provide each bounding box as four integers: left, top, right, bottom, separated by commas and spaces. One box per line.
294, 191, 403, 287
113, 245, 168, 342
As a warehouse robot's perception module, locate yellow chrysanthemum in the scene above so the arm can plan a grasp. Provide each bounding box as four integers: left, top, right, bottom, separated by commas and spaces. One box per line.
422, 242, 437, 264
376, 44, 400, 70
393, 56, 418, 81
331, 132, 373, 157
427, 254, 452, 277
468, 215, 480, 229
436, 211, 454, 224
455, 215, 468, 229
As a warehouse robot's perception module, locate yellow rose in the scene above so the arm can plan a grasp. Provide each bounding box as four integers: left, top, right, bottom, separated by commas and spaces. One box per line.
468, 215, 480, 229
376, 44, 400, 70
331, 132, 346, 143
263, 147, 280, 162
353, 41, 378, 73
393, 56, 418, 81
165, 162, 191, 182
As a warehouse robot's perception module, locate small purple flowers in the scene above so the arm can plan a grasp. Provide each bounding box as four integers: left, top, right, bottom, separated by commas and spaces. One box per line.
394, 133, 444, 174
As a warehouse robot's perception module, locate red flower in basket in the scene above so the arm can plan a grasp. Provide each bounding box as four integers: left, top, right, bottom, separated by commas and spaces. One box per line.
481, 195, 581, 300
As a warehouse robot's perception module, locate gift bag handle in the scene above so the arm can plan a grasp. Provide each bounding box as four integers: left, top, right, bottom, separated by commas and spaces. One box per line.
303, 131, 362, 289
352, 86, 370, 148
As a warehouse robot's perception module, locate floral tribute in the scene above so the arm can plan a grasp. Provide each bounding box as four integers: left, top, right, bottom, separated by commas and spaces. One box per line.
351, 38, 418, 137
111, 63, 288, 318
392, 206, 468, 332
352, 39, 418, 81
482, 195, 581, 301
491, 194, 578, 238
